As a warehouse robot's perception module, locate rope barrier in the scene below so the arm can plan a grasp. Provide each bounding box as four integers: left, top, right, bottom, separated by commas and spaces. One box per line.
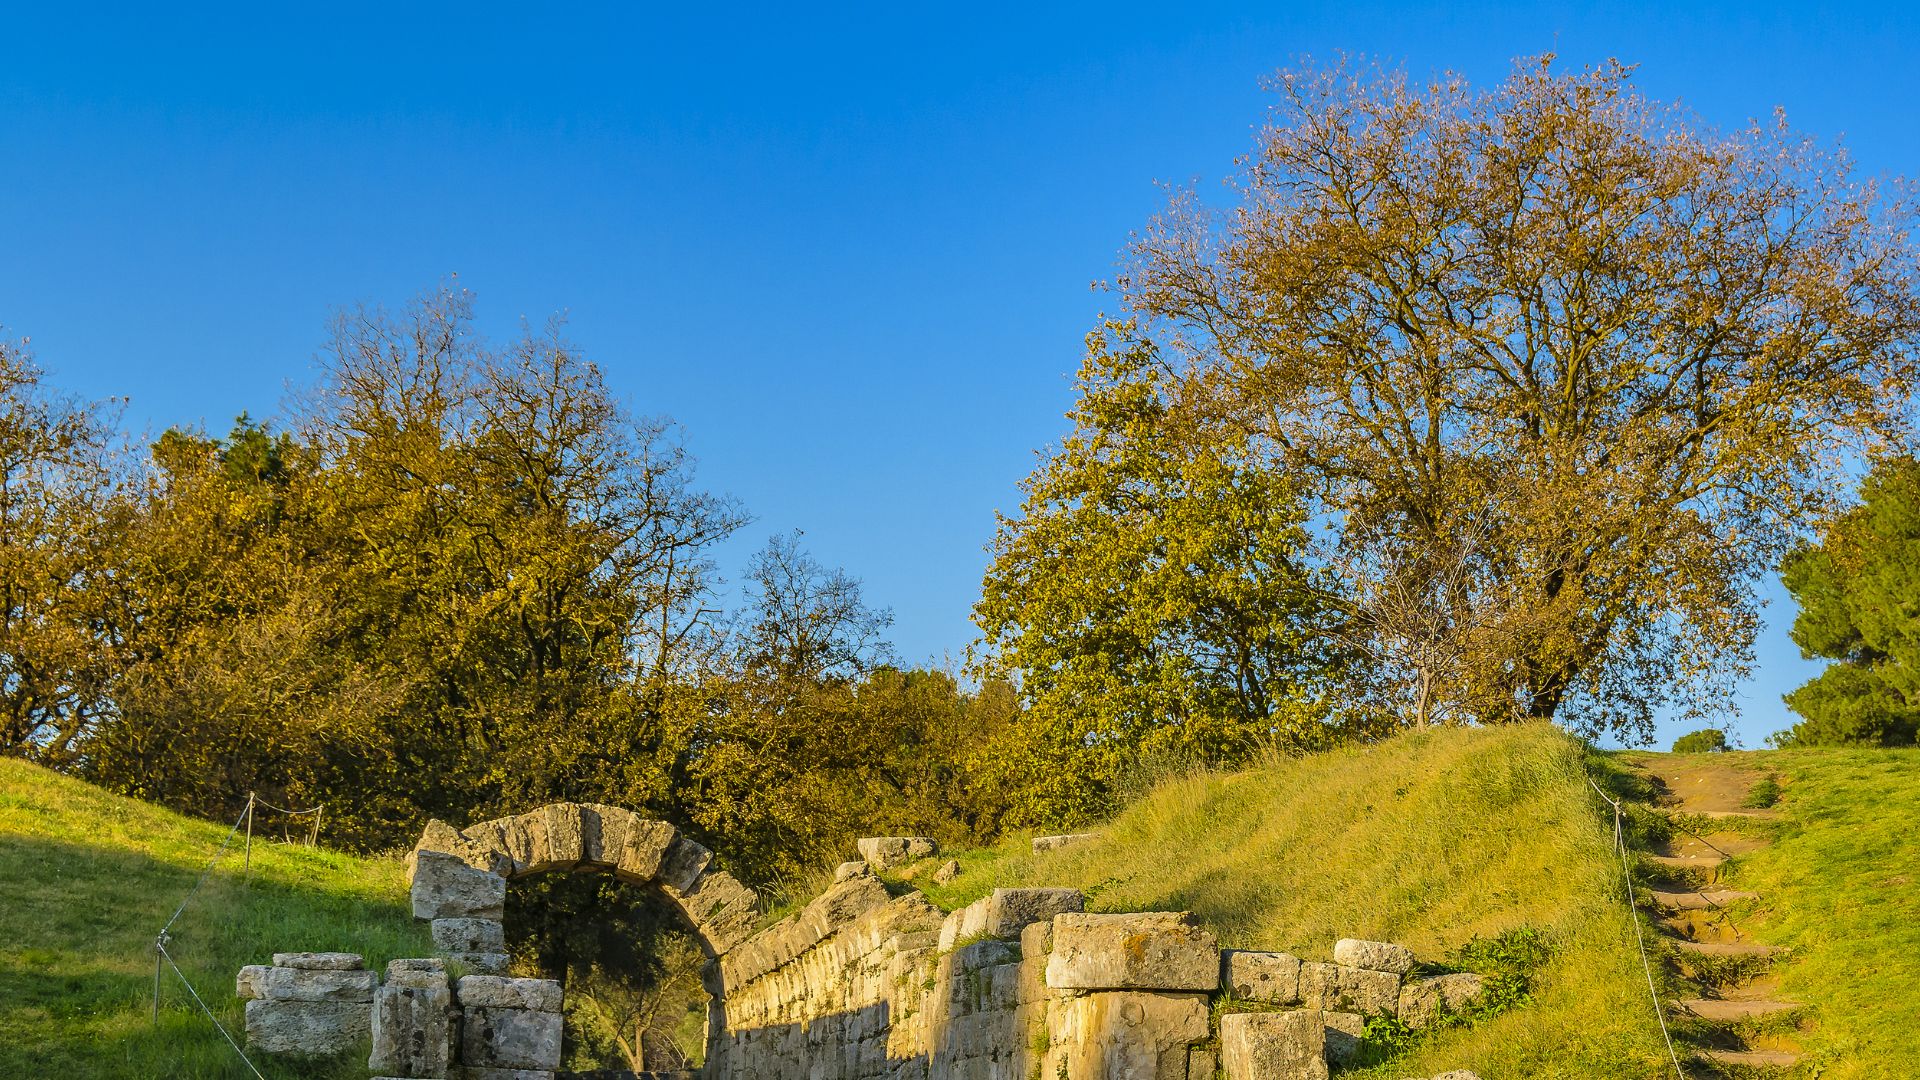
157, 941, 269, 1080
1587, 772, 1690, 1079
149, 790, 323, 1076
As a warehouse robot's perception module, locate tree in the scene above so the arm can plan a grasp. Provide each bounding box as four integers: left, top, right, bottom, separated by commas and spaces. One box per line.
0, 336, 122, 763
1117, 55, 1920, 742
975, 328, 1354, 826
1776, 456, 1920, 747
1671, 728, 1729, 753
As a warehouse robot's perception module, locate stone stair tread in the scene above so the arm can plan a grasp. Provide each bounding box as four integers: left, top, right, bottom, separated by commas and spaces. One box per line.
1651, 806, 1773, 820
1649, 889, 1761, 910
1697, 1048, 1801, 1067
1676, 998, 1801, 1020
1670, 940, 1782, 957
1648, 853, 1727, 868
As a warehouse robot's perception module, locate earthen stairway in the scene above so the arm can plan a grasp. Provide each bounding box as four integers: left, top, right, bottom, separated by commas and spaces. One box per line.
1631, 767, 1805, 1075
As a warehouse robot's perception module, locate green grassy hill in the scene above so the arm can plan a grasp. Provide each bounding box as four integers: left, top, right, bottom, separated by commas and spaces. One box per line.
0, 759, 429, 1079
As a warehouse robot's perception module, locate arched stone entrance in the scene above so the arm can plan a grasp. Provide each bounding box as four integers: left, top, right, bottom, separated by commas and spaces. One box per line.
407, 802, 761, 1071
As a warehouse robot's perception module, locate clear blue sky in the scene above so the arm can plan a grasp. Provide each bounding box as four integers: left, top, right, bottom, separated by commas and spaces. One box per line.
5, 2, 1913, 748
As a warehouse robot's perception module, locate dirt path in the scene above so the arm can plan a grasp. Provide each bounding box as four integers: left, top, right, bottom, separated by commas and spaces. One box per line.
1621, 755, 1805, 1076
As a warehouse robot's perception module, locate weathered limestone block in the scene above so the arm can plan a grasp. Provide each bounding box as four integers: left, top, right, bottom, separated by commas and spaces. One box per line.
1333, 938, 1416, 976
460, 1067, 556, 1079
1031, 832, 1099, 853
1298, 960, 1400, 1015
244, 997, 372, 1055
369, 969, 453, 1078
675, 869, 762, 955
432, 917, 505, 954
1323, 1011, 1365, 1066
932, 859, 961, 884
986, 887, 1084, 938
1045, 912, 1220, 991
273, 951, 365, 970
1220, 1009, 1328, 1080
576, 803, 632, 868
658, 834, 715, 897
1045, 991, 1209, 1080
856, 836, 938, 869
244, 966, 377, 1002
834, 860, 870, 882
1020, 917, 1053, 959
236, 965, 269, 1000
614, 818, 679, 883
1397, 972, 1486, 1028
461, 1006, 563, 1070
537, 803, 586, 869
1189, 1046, 1218, 1080
1223, 949, 1303, 1004
457, 975, 562, 1012
452, 952, 512, 975
412, 851, 507, 921
385, 958, 448, 987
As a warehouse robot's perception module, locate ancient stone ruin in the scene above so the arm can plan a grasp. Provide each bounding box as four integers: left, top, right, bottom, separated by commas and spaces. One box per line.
240, 803, 1488, 1079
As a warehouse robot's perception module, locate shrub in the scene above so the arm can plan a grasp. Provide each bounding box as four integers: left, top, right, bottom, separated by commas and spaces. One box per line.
1671, 729, 1728, 754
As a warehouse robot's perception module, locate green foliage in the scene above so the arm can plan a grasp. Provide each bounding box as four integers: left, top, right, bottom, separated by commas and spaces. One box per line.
973, 324, 1363, 828
1778, 457, 1920, 747
1743, 774, 1782, 809
1670, 728, 1729, 754
1451, 927, 1554, 1017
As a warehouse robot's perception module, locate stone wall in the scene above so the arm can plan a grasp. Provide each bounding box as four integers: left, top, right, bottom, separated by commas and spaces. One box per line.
245, 807, 1490, 1080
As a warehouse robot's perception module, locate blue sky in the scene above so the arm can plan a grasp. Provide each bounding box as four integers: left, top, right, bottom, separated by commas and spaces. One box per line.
5, 2, 1915, 748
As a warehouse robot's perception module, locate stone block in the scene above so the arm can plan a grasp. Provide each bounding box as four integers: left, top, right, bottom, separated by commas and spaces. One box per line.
385, 957, 449, 990
433, 917, 506, 954
236, 965, 269, 1000
932, 859, 961, 884
1031, 833, 1099, 853
1397, 972, 1486, 1029
246, 966, 377, 1002
460, 1066, 557, 1079
461, 1006, 563, 1070
856, 836, 938, 869
614, 818, 678, 883
1298, 961, 1400, 1015
412, 851, 507, 921
1222, 949, 1302, 1004
1045, 911, 1220, 991
272, 951, 364, 970
453, 952, 512, 975
369, 981, 454, 1077
244, 998, 372, 1056
985, 887, 1084, 938
456, 975, 563, 1012
835, 860, 872, 882
1046, 990, 1209, 1080
1020, 918, 1053, 960
1323, 1011, 1365, 1066
657, 834, 714, 896
577, 803, 631, 868
1219, 1009, 1327, 1080
1332, 938, 1416, 976
1188, 1046, 1217, 1080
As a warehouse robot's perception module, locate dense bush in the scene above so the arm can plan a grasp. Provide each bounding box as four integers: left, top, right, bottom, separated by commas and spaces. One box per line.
1671, 729, 1729, 754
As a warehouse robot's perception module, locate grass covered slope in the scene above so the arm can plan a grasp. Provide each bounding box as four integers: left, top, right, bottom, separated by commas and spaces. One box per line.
0, 759, 430, 1079
909, 724, 1674, 1078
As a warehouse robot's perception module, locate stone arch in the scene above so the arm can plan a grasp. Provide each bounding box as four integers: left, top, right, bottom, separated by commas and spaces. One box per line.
407, 803, 761, 1072
408, 802, 762, 960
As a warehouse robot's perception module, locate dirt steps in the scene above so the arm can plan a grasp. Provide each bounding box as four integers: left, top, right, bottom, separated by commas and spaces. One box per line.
1648, 888, 1761, 911
1623, 757, 1806, 1073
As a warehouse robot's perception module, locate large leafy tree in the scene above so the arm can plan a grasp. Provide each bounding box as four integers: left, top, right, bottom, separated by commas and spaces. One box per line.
1115, 56, 1920, 742
976, 328, 1352, 826
1777, 457, 1920, 746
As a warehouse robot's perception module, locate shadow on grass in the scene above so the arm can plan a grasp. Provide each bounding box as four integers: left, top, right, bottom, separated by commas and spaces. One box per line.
0, 832, 427, 1078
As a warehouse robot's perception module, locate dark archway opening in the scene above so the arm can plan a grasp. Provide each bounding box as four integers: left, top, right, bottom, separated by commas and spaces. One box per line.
507, 872, 711, 1074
